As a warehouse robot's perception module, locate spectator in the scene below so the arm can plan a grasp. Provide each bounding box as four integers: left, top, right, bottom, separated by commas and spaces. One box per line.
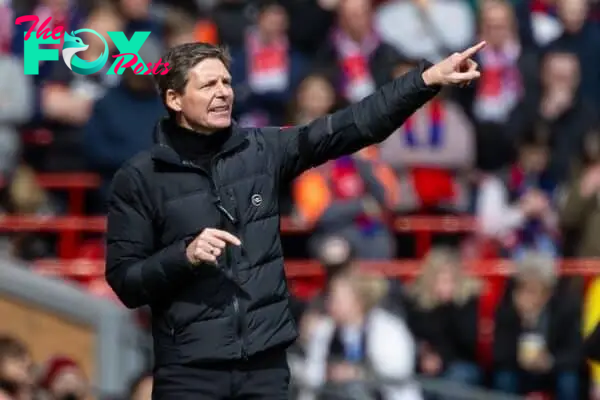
405, 247, 483, 387
309, 235, 357, 308
300, 272, 422, 400
83, 42, 166, 206
230, 0, 307, 127
457, 0, 539, 171
493, 251, 582, 399
0, 335, 34, 400
547, 0, 600, 107
314, 0, 403, 103
287, 73, 346, 126
8, 164, 55, 259
471, 0, 531, 124
292, 149, 398, 259
560, 125, 600, 258
564, 126, 600, 399
477, 127, 559, 259
41, 3, 123, 103
31, 4, 124, 173
507, 50, 596, 182
282, 73, 344, 213
379, 60, 475, 213
0, 51, 32, 183
38, 356, 89, 400
282, 0, 336, 56
301, 235, 407, 318
375, 0, 474, 62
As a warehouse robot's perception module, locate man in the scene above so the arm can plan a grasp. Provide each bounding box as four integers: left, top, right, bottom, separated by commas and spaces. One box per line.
105, 40, 485, 399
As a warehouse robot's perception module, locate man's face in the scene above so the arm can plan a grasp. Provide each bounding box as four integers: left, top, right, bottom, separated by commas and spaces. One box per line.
338, 0, 372, 41
326, 278, 362, 324
167, 58, 234, 132
514, 278, 551, 318
480, 3, 514, 48
0, 356, 33, 398
297, 76, 336, 118
258, 6, 289, 40
432, 265, 456, 303
520, 145, 549, 173
541, 53, 580, 92
557, 0, 588, 33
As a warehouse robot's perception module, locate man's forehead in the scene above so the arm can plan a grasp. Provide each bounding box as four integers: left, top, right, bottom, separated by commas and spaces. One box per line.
189, 59, 231, 82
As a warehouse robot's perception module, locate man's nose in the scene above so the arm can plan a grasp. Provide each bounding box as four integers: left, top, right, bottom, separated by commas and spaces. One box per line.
216, 80, 229, 93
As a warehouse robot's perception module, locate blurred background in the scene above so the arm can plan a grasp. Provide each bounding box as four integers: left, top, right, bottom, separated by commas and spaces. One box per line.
2, 0, 600, 398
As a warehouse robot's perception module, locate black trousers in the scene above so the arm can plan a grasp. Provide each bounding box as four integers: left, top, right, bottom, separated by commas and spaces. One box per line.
152, 347, 290, 399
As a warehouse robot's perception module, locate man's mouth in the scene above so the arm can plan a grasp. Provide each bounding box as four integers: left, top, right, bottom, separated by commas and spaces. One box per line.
209, 105, 230, 113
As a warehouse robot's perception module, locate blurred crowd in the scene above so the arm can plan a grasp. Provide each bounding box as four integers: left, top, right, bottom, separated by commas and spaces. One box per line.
2, 0, 600, 398
0, 333, 153, 400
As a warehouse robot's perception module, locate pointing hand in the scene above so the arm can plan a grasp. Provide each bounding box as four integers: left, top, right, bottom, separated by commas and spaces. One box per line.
422, 41, 486, 86
186, 228, 241, 265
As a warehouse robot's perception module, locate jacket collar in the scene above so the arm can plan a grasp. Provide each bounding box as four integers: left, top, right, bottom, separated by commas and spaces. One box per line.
151, 117, 247, 166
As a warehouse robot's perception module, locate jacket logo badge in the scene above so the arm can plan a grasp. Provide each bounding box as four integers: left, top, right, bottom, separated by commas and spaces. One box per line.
251, 194, 262, 207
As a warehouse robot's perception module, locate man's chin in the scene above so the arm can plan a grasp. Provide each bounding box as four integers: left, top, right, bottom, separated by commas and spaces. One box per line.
208, 116, 232, 130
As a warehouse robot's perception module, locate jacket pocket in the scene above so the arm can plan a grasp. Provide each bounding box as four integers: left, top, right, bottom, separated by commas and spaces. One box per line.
167, 272, 231, 332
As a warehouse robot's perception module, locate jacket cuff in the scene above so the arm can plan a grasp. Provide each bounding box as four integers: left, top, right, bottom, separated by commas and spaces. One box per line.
416, 60, 442, 92
163, 239, 195, 271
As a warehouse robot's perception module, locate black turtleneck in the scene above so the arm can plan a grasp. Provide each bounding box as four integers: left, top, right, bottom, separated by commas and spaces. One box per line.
166, 120, 232, 172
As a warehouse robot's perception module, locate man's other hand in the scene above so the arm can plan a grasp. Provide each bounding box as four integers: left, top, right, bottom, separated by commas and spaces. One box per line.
186, 228, 242, 265
422, 41, 486, 86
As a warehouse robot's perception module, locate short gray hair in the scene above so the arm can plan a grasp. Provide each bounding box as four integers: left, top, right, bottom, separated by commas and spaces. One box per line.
515, 251, 557, 288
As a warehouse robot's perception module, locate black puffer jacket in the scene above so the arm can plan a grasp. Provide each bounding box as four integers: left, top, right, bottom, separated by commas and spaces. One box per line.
105, 63, 439, 367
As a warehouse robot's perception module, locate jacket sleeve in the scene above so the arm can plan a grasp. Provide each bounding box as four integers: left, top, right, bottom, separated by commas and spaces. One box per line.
451, 297, 480, 362
559, 177, 595, 229
552, 297, 583, 370
492, 301, 519, 369
271, 62, 440, 181
105, 166, 195, 309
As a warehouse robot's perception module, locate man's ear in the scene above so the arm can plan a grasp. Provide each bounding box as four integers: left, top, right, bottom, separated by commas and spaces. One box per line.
165, 89, 182, 112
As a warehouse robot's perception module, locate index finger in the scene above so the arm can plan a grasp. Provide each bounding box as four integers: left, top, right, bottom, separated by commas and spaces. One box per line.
459, 41, 486, 60
209, 229, 242, 246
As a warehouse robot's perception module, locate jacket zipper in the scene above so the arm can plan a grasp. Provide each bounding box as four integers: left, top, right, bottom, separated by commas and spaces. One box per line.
184, 157, 248, 360
227, 188, 248, 360
212, 162, 248, 360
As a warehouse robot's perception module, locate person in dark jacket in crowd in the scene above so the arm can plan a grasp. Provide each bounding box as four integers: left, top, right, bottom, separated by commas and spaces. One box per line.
493, 251, 582, 399
406, 247, 483, 388
104, 40, 485, 399
83, 49, 166, 208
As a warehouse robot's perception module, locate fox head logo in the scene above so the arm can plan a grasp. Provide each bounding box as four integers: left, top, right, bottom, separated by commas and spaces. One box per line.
61, 29, 109, 75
